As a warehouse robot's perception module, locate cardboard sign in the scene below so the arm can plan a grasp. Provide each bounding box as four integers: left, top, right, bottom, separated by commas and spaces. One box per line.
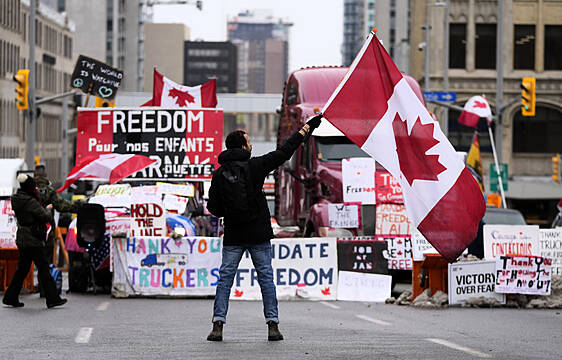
0, 200, 17, 249
495, 255, 552, 295
232, 238, 338, 300
156, 182, 194, 197
336, 271, 392, 302
70, 55, 123, 100
163, 194, 188, 214
112, 236, 222, 296
375, 203, 413, 235
448, 261, 505, 305
328, 203, 359, 228
342, 158, 376, 204
95, 184, 131, 197
483, 225, 540, 260
539, 229, 562, 276
76, 108, 223, 180
378, 235, 413, 270
130, 187, 166, 237
375, 171, 403, 204
411, 229, 437, 261
337, 237, 388, 274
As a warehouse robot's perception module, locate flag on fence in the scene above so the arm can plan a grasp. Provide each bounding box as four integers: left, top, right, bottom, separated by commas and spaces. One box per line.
458, 95, 492, 128
149, 69, 217, 108
321, 30, 485, 262
466, 132, 485, 193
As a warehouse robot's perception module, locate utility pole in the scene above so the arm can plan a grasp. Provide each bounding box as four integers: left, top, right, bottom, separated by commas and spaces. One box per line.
442, 0, 450, 136
26, 0, 36, 169
495, 0, 504, 163
422, 25, 431, 92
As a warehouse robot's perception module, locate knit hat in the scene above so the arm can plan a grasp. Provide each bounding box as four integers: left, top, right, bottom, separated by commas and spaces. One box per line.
17, 174, 36, 192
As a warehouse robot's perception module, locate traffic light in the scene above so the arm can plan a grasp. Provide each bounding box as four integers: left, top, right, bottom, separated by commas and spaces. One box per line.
520, 77, 536, 116
13, 69, 29, 110
553, 153, 561, 184
95, 96, 115, 108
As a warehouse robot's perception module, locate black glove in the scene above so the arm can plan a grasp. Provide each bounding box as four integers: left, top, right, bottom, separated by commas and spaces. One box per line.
306, 114, 323, 130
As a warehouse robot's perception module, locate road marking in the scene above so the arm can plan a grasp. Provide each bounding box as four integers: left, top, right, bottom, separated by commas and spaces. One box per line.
75, 327, 93, 344
319, 301, 340, 309
355, 314, 390, 326
96, 301, 110, 311
426, 338, 492, 358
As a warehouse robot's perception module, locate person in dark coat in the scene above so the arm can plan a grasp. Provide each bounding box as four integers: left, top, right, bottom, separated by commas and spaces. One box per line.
2, 174, 67, 308
206, 115, 322, 341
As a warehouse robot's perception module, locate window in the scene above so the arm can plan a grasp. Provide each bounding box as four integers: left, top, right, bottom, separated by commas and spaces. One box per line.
545, 25, 562, 70
514, 25, 535, 70
447, 108, 494, 152
513, 106, 562, 153
450, 23, 466, 69
475, 24, 496, 69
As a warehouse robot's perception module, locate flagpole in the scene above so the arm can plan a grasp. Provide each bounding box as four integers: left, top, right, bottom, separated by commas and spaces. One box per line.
487, 123, 507, 208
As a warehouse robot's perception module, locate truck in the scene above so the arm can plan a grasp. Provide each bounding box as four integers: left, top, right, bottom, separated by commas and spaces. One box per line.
274, 66, 426, 238
141, 253, 187, 267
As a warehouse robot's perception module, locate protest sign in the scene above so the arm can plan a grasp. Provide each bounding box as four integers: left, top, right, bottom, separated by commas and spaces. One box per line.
375, 170, 403, 204
377, 235, 413, 270
411, 229, 437, 261
70, 55, 123, 100
448, 261, 505, 305
328, 203, 360, 228
130, 186, 166, 237
76, 108, 223, 180
375, 204, 413, 235
495, 255, 552, 295
539, 229, 562, 276
483, 225, 540, 260
95, 184, 131, 197
112, 236, 222, 296
336, 271, 391, 302
163, 194, 188, 214
337, 237, 388, 274
156, 182, 195, 197
0, 200, 16, 248
342, 158, 376, 204
232, 238, 338, 300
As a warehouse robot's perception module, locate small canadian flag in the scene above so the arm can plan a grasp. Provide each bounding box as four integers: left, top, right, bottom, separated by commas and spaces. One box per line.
458, 95, 492, 128
143, 69, 217, 108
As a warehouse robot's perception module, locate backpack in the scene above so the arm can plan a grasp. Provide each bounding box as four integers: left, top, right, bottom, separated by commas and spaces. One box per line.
215, 161, 258, 224
49, 264, 63, 295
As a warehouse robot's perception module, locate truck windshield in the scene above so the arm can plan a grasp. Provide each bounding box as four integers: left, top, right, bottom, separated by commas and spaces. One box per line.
315, 136, 370, 161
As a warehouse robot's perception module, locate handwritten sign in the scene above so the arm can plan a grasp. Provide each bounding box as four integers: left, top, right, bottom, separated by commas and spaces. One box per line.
156, 182, 195, 197
71, 55, 123, 100
378, 235, 413, 270
328, 203, 359, 228
539, 229, 562, 275
163, 194, 188, 214
336, 271, 392, 302
483, 225, 540, 260
375, 171, 403, 204
95, 184, 131, 197
448, 261, 505, 305
411, 229, 437, 261
0, 200, 17, 248
375, 203, 413, 235
495, 255, 552, 295
342, 158, 376, 205
337, 237, 388, 274
130, 186, 166, 237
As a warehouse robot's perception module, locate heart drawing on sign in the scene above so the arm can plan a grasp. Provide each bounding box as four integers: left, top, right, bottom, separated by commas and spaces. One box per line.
72, 78, 83, 88
98, 86, 113, 98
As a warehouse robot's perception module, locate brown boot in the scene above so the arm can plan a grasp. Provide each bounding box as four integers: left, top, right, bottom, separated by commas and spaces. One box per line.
207, 321, 223, 341
267, 320, 284, 341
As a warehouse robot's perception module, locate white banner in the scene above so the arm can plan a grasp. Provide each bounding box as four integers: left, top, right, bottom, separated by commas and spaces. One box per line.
448, 261, 505, 305
495, 255, 552, 295
483, 225, 540, 260
336, 271, 391, 302
539, 229, 562, 276
0, 199, 16, 248
342, 158, 376, 205
328, 203, 359, 228
112, 236, 222, 296
231, 238, 338, 301
157, 182, 195, 197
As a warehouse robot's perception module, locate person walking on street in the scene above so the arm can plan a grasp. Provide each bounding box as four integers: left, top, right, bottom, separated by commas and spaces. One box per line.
2, 174, 67, 309
205, 114, 323, 341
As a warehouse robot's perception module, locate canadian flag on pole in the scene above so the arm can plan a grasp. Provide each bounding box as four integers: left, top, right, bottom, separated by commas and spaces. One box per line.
145, 69, 217, 108
322, 30, 485, 262
458, 95, 492, 128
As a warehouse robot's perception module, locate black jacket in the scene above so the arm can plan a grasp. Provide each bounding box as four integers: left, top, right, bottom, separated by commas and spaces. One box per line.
11, 189, 53, 248
207, 131, 304, 245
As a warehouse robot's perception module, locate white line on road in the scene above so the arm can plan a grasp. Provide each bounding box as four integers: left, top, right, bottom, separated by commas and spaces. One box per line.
355, 314, 391, 326
96, 301, 110, 311
426, 338, 492, 358
319, 301, 340, 309
75, 327, 93, 344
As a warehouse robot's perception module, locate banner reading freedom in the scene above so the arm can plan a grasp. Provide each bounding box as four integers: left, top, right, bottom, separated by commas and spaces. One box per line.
76, 108, 223, 180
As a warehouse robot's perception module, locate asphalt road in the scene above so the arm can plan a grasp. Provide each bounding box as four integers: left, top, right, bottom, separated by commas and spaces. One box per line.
1, 290, 561, 360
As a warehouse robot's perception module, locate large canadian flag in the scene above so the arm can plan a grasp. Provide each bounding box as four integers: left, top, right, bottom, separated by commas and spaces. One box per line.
458, 95, 492, 128
322, 31, 485, 262
149, 69, 217, 108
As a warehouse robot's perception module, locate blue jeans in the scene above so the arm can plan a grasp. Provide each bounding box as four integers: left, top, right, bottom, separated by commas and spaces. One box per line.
212, 241, 279, 324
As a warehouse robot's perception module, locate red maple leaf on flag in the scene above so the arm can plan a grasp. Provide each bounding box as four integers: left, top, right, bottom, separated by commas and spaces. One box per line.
168, 87, 195, 106
321, 287, 331, 296
472, 100, 487, 109
234, 289, 244, 297
393, 114, 446, 186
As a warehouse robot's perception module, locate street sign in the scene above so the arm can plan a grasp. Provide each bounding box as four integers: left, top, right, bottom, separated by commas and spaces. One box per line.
490, 163, 508, 192
423, 91, 457, 102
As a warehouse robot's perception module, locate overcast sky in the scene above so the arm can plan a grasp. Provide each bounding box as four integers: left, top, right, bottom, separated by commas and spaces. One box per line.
152, 0, 343, 72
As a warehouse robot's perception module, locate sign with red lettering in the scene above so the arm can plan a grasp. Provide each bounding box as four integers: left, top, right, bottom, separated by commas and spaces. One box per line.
76, 108, 223, 180
342, 158, 376, 205
130, 186, 166, 237
483, 225, 540, 260
495, 255, 552, 295
377, 235, 413, 270
375, 204, 413, 236
375, 170, 403, 204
